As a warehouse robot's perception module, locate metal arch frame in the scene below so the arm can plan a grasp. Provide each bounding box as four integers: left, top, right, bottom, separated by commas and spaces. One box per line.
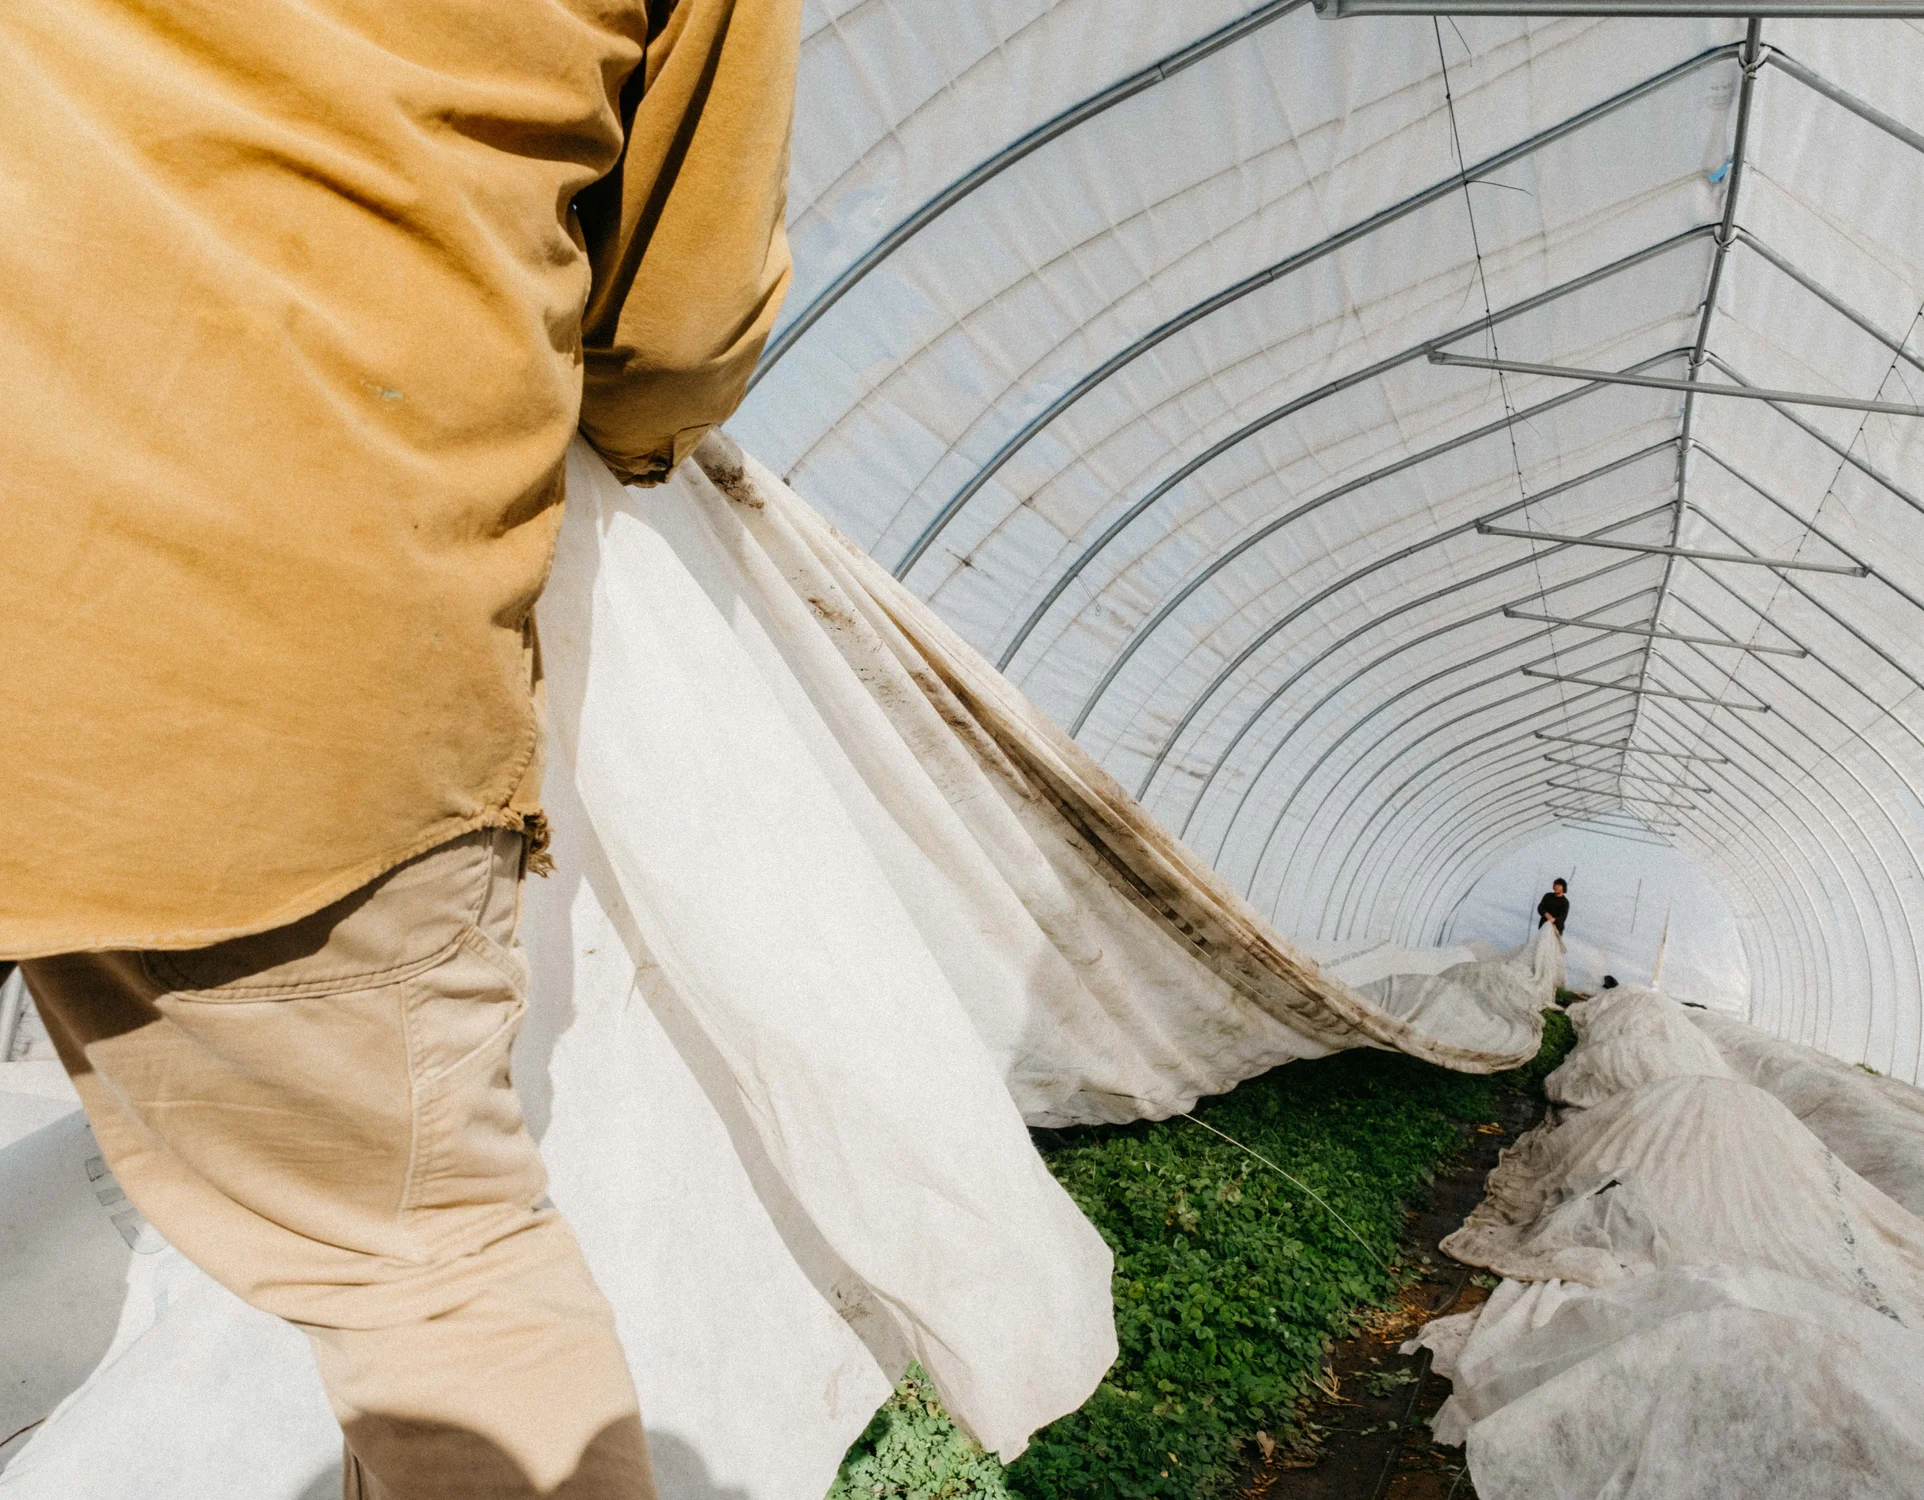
1353, 584, 1882, 981
1185, 531, 1667, 868
1644, 647, 1915, 1064
1405, 577, 1924, 1061
1392, 721, 1839, 1008
750, 1, 1314, 392
1297, 628, 1840, 952
1699, 695, 1924, 1074
992, 228, 1717, 671
892, 42, 1748, 578
1191, 541, 1670, 883
1139, 446, 1685, 815
1287, 642, 1648, 930
1706, 355, 1924, 518
1065, 350, 1693, 741
1187, 576, 1659, 881
1249, 636, 1650, 913
1304, 695, 1646, 933
996, 218, 1883, 696
1655, 516, 1924, 1061
1693, 445, 1924, 619
1609, 480, 1924, 1056
1258, 688, 1641, 927
1039, 224, 1901, 816
1640, 525, 1924, 1057
1625, 676, 1884, 1054
877, 39, 1921, 582
1187, 546, 1668, 875
1153, 448, 1681, 820
1239, 608, 1672, 903
1239, 426, 1916, 1000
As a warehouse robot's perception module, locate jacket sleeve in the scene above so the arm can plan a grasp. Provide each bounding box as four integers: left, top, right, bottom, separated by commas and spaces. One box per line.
575, 0, 800, 485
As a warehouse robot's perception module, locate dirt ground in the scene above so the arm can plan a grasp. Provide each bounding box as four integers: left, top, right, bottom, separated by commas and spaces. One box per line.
1226, 1087, 1546, 1500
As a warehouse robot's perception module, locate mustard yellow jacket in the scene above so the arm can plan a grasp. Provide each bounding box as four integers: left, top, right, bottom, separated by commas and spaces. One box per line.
2, 0, 798, 956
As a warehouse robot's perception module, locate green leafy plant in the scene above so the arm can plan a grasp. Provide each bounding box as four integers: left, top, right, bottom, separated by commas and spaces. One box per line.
828, 1365, 1011, 1500
828, 1012, 1576, 1500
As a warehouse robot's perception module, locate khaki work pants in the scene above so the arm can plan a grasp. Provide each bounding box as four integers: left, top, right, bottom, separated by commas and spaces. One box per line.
23, 831, 656, 1499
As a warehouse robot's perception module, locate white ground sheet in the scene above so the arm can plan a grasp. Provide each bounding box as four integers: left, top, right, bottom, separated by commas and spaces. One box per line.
0, 443, 1555, 1499
1408, 989, 1924, 1498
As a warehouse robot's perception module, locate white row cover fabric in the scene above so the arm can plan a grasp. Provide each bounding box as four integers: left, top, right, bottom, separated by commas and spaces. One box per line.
1689, 1008, 1924, 1216
742, 5, 1924, 1084
1410, 988, 1924, 1498
0, 441, 1555, 1500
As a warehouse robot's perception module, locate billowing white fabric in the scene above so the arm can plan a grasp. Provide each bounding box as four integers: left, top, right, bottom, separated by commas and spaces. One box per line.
1689, 1008, 1924, 1216
741, 8, 1924, 1084
1442, 1073, 1924, 1316
1416, 1266, 1924, 1499
0, 440, 1559, 1498
1410, 987, 1924, 1498
1543, 985, 1735, 1108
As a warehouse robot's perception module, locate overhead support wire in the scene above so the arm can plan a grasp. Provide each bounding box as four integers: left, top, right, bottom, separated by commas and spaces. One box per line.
1503, 608, 1807, 654
1477, 525, 1868, 575
1428, 351, 1924, 417
1535, 732, 1729, 762
1520, 668, 1772, 711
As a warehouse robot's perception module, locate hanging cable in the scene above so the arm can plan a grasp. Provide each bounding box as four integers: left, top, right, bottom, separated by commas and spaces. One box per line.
1432, 21, 1578, 777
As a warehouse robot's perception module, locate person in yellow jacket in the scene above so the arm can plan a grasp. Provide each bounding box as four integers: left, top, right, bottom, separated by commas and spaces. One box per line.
2, 2, 800, 1494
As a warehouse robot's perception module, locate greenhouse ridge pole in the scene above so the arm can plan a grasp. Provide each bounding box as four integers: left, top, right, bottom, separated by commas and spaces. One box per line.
1622, 17, 1764, 795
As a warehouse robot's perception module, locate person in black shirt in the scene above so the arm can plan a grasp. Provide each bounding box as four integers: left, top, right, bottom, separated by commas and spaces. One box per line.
1538, 878, 1570, 934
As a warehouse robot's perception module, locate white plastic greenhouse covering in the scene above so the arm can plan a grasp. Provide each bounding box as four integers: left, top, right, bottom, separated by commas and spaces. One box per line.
732, 3, 1924, 1085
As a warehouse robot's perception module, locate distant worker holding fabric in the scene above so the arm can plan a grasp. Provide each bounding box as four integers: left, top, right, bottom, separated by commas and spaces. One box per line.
1538, 878, 1571, 935
1, 2, 799, 1496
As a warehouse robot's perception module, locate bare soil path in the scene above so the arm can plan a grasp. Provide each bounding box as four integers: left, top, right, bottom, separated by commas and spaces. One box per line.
1228, 1086, 1546, 1500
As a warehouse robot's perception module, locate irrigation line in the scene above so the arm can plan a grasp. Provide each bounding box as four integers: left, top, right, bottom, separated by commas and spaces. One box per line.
1178, 1112, 1388, 1269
